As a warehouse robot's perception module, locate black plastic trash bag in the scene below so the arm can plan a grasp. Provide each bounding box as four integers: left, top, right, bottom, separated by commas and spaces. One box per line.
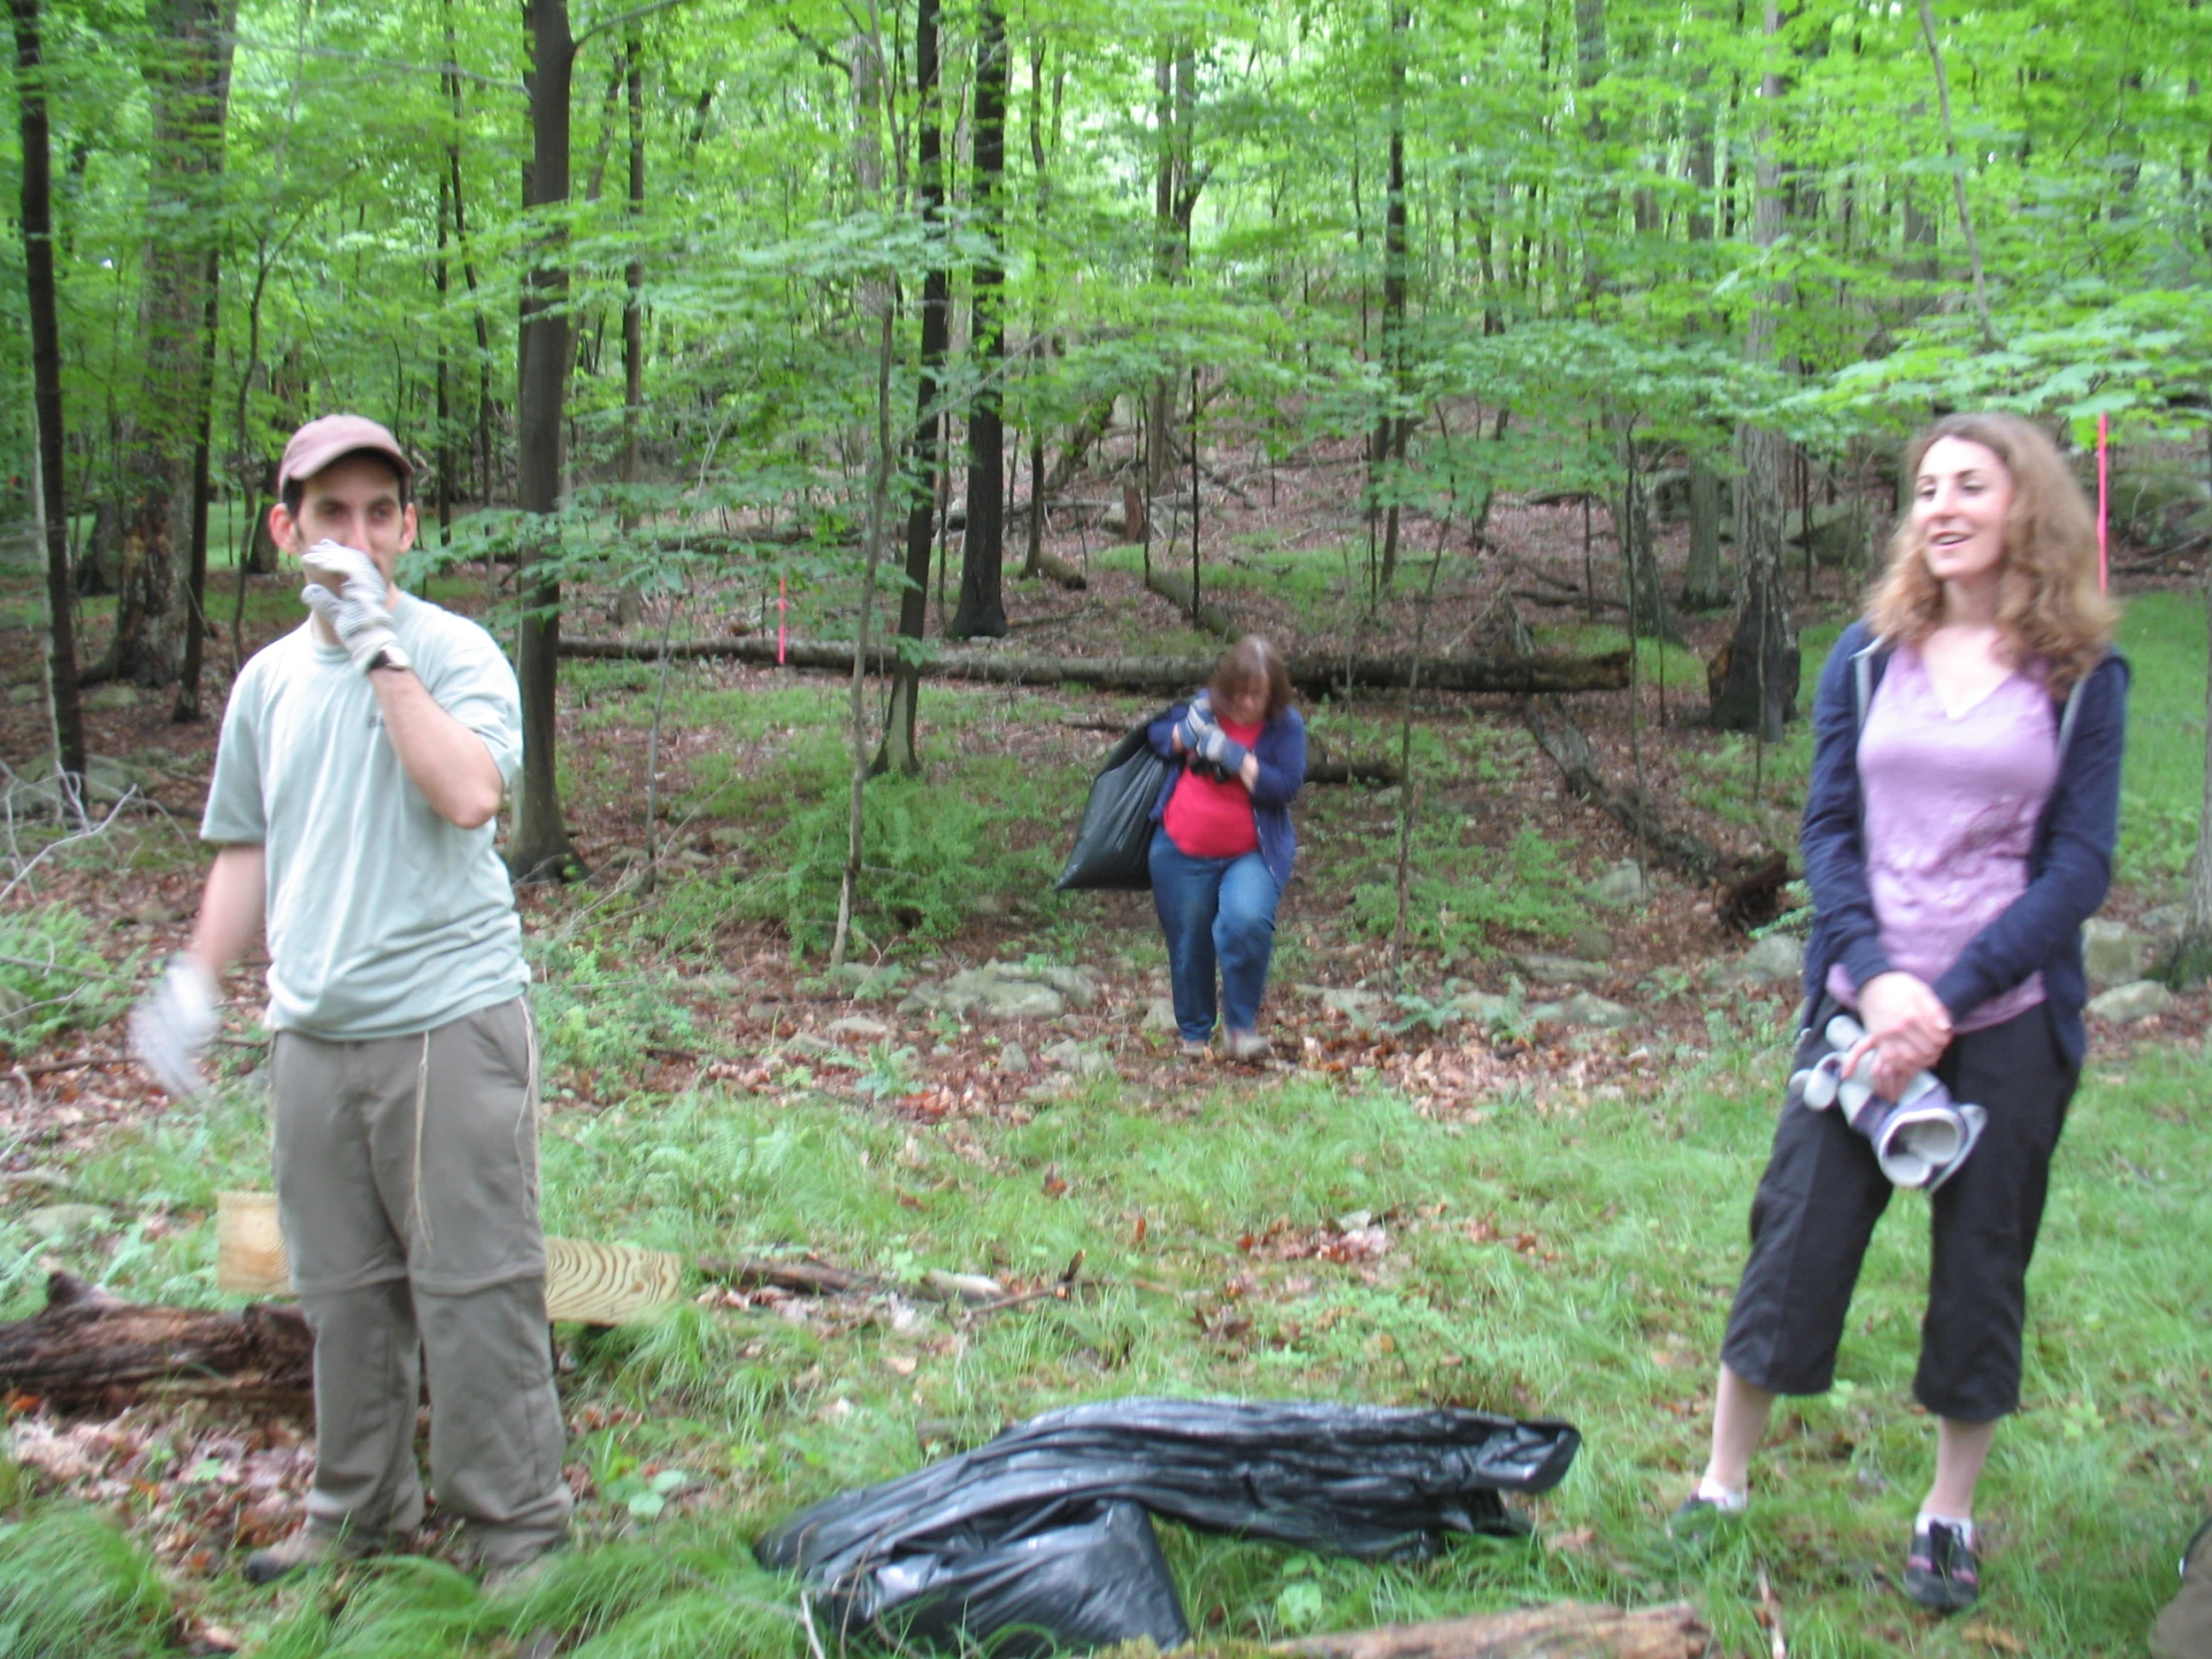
757, 1397, 1580, 1655
860, 1498, 1188, 1658
1052, 725, 1171, 891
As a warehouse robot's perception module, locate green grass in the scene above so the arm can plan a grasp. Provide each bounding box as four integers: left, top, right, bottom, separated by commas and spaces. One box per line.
2114, 591, 2207, 887
9, 1011, 2208, 1655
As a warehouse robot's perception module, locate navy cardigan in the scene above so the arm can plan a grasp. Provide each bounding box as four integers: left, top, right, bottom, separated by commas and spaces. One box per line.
1145, 701, 1308, 888
1801, 620, 2129, 1071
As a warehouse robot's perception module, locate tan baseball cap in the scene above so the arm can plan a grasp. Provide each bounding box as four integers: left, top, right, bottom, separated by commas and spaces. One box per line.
277, 414, 413, 495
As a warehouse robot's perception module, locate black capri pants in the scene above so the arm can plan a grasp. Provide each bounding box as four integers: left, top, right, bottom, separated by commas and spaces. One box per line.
1720, 995, 2077, 1423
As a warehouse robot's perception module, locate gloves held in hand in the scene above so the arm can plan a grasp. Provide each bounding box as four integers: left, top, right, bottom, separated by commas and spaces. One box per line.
1198, 723, 1251, 778
130, 956, 218, 1099
300, 540, 398, 674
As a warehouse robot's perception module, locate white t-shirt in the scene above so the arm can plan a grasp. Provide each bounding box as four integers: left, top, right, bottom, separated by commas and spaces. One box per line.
202, 592, 529, 1039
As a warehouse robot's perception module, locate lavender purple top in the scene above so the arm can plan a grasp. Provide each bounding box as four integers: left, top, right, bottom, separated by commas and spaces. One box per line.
1825, 646, 2057, 1032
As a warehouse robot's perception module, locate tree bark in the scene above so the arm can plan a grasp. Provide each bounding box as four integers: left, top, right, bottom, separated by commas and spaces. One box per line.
509, 0, 579, 882
876, 0, 949, 776
1281, 1601, 1709, 1659
615, 23, 647, 629
2169, 505, 2212, 985
444, 0, 493, 504
562, 635, 1631, 695
10, 0, 87, 784
172, 247, 221, 723
1678, 41, 1729, 612
1374, 4, 1411, 595
0, 1274, 312, 1405
98, 0, 237, 688
951, 1, 1009, 640
1710, 3, 1799, 742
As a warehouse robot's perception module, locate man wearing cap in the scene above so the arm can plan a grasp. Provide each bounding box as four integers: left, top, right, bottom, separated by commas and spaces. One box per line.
131, 414, 571, 1583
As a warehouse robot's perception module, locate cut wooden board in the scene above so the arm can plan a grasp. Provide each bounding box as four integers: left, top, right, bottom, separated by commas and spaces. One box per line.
216, 1192, 682, 1324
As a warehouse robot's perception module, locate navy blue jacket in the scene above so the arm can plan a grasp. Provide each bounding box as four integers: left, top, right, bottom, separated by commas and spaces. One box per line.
1145, 701, 1308, 888
1802, 619, 2129, 1070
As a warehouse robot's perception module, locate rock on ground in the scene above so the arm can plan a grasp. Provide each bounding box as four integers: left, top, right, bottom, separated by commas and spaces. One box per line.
899, 961, 1099, 1020
2081, 919, 2141, 989
2087, 980, 2174, 1024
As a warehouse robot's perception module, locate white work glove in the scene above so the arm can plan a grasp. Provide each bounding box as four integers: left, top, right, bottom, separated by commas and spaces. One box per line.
129, 956, 218, 1098
300, 540, 397, 674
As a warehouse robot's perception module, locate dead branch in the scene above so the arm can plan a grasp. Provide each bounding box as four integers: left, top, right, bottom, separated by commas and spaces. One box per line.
696, 1257, 880, 1297
1281, 1600, 1710, 1659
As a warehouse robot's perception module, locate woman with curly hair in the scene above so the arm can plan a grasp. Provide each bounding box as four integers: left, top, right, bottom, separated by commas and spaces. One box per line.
1145, 636, 1308, 1061
1674, 413, 2128, 1614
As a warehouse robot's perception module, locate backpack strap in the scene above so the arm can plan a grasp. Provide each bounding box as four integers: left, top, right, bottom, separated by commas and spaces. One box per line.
2054, 672, 2089, 768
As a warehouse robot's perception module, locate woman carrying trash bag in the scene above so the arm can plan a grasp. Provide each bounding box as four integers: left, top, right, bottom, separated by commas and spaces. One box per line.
1146, 636, 1307, 1062
1673, 412, 2127, 1616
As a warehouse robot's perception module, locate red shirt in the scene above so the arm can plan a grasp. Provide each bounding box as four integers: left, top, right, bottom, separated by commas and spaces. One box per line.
1162, 715, 1264, 857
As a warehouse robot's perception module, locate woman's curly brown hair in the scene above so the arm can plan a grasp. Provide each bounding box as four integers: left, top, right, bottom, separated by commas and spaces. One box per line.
1868, 411, 2117, 693
1208, 635, 1295, 721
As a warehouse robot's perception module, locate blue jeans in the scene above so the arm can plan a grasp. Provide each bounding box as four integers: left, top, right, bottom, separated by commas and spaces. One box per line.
1149, 829, 1282, 1041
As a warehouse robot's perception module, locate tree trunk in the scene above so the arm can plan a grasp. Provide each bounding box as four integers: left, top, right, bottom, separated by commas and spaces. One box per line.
10, 0, 87, 784
949, 1, 1008, 640
561, 635, 1631, 695
876, 0, 948, 776
446, 0, 494, 508
1683, 464, 1726, 607
1679, 45, 1729, 612
2169, 508, 2212, 985
172, 248, 220, 723
1375, 5, 1411, 595
99, 0, 237, 689
615, 24, 646, 630
508, 0, 578, 883
0, 1274, 312, 1405
1710, 4, 1799, 742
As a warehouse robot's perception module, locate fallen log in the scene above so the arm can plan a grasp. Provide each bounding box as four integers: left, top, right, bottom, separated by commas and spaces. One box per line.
1025, 548, 1088, 590
216, 1192, 681, 1325
1280, 1600, 1708, 1659
1144, 567, 1238, 640
560, 635, 1632, 696
1521, 697, 1725, 884
1494, 600, 1724, 885
1307, 759, 1401, 786
0, 1273, 312, 1404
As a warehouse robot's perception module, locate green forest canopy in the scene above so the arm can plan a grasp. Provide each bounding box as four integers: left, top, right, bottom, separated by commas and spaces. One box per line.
7, 0, 2210, 538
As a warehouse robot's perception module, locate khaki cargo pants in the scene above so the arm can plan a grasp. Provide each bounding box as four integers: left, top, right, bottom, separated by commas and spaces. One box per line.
272, 997, 572, 1567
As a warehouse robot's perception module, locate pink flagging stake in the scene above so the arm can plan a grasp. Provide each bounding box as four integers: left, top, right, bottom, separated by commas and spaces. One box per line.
779, 574, 788, 664
2097, 413, 2109, 592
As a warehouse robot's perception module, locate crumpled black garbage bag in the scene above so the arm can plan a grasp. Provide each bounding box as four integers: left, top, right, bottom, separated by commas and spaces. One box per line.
757, 1396, 1580, 1656
1052, 725, 1171, 891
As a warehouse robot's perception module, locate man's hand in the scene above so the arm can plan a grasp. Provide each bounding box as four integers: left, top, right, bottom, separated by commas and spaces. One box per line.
300, 540, 398, 674
1847, 970, 1951, 1100
130, 956, 218, 1098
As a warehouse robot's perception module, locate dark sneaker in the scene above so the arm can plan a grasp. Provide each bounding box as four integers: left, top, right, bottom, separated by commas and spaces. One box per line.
1905, 1519, 1980, 1613
243, 1523, 384, 1585
1665, 1491, 1744, 1543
